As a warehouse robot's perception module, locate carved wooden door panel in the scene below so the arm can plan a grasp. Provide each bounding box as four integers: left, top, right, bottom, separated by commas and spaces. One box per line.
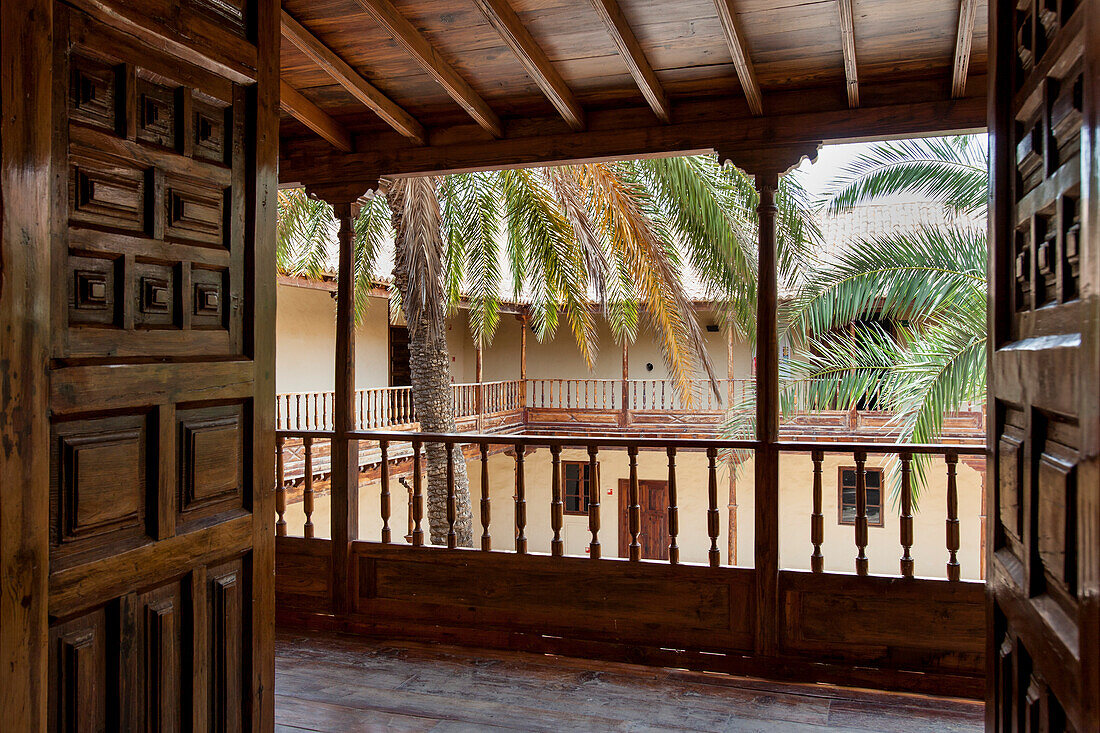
45, 1, 276, 729
988, 1, 1098, 730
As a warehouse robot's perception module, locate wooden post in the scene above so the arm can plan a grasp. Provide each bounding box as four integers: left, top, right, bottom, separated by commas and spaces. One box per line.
329, 198, 360, 613
727, 325, 735, 407
620, 339, 630, 427
476, 339, 484, 432
753, 170, 780, 656
519, 313, 527, 413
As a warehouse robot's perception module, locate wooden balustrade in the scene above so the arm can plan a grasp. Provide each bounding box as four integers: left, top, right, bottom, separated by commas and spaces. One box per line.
274, 430, 982, 581
778, 442, 982, 579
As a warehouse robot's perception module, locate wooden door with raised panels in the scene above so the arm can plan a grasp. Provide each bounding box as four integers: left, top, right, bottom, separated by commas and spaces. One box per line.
988, 1, 1098, 730
45, 0, 277, 729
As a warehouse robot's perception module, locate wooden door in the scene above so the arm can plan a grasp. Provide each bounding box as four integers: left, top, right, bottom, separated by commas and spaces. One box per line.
42, 1, 278, 729
988, 1, 1098, 729
619, 479, 670, 560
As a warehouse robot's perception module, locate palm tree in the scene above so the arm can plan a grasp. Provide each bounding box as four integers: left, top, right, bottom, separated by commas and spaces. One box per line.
725, 135, 987, 488
278, 156, 817, 545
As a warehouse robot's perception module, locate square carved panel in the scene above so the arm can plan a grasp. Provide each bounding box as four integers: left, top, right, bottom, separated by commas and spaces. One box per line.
69, 254, 120, 327
133, 261, 178, 328
178, 404, 245, 526
69, 54, 119, 132
193, 99, 230, 165
164, 174, 226, 248
192, 266, 227, 329
51, 414, 150, 560
136, 79, 178, 150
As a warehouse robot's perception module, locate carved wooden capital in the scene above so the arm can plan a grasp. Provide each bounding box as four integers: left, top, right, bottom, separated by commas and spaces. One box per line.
304, 178, 382, 206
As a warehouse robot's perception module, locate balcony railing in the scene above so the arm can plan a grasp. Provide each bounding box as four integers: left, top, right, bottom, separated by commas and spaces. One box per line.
274, 427, 987, 697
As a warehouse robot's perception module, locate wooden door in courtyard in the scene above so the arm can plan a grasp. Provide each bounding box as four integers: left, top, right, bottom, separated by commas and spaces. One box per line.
18, 0, 278, 728
619, 480, 670, 560
987, 0, 1099, 730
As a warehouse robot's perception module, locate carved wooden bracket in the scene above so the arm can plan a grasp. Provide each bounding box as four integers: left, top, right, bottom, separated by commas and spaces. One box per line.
715, 142, 822, 183
304, 178, 382, 206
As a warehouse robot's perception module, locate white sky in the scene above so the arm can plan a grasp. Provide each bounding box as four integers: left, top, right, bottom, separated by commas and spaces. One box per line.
789, 134, 989, 207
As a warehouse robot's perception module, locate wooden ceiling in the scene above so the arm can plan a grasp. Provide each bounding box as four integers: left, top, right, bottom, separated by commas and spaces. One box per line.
278, 0, 988, 193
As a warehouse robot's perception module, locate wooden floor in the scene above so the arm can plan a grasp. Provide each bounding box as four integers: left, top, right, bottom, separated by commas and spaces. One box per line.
275, 631, 984, 732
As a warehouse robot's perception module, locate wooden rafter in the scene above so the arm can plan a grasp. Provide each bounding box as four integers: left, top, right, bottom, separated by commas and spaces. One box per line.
280, 80, 353, 152
473, 0, 585, 130
353, 0, 504, 137
712, 0, 763, 116
951, 0, 977, 98
837, 0, 859, 107
588, 0, 671, 123
281, 10, 426, 144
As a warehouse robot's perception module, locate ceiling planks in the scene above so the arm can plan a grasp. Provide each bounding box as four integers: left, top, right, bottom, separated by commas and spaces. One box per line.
473, 0, 585, 130
281, 10, 426, 144
837, 0, 859, 107
712, 0, 763, 115
951, 0, 977, 97
280, 80, 354, 152
353, 0, 504, 137
588, 0, 672, 122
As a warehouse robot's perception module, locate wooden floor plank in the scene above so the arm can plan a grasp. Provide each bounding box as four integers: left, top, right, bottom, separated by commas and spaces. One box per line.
275, 631, 983, 732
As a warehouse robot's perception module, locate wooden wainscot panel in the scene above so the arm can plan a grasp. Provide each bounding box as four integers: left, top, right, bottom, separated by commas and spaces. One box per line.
177, 402, 247, 530
275, 537, 332, 610
779, 571, 985, 676
50, 413, 151, 568
69, 147, 150, 234
48, 608, 108, 732
352, 545, 755, 652
207, 558, 245, 732
164, 174, 227, 248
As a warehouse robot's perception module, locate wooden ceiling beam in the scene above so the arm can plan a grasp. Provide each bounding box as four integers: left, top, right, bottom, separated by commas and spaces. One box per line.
473, 0, 585, 131
951, 0, 978, 98
281, 10, 426, 144
837, 0, 859, 107
280, 80, 354, 152
280, 93, 986, 184
353, 0, 503, 138
588, 0, 671, 123
712, 0, 763, 116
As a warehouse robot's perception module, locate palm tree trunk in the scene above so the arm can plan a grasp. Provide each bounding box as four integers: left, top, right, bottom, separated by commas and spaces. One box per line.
387, 177, 474, 546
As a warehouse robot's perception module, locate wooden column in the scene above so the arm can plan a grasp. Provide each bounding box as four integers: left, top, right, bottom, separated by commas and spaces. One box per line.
753, 170, 780, 657
620, 339, 630, 427
328, 197, 361, 613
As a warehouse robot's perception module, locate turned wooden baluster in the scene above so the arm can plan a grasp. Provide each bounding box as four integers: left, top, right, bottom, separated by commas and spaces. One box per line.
276, 435, 286, 536
810, 449, 824, 572
411, 440, 424, 547
946, 451, 960, 581
550, 445, 564, 556
446, 443, 457, 549
295, 394, 301, 430
588, 445, 601, 559
480, 442, 491, 551
707, 446, 720, 567
627, 446, 641, 560
379, 439, 391, 543
515, 444, 527, 553
854, 450, 869, 576
899, 451, 914, 578
667, 446, 679, 564
303, 437, 315, 538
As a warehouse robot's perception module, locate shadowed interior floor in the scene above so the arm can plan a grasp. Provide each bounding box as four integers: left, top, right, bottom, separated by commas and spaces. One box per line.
275, 630, 984, 732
